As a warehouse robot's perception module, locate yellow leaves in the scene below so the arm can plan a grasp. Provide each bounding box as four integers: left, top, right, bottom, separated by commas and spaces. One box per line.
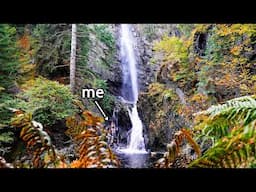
251, 75, 256, 82
248, 138, 254, 144
217, 25, 232, 36
44, 153, 52, 164
183, 39, 193, 49
193, 24, 211, 33
190, 93, 208, 103
240, 84, 250, 93
230, 45, 242, 56
194, 56, 203, 64
20, 79, 35, 90
65, 110, 104, 138
216, 24, 255, 37
215, 73, 238, 88
154, 36, 188, 63
194, 114, 209, 126
55, 160, 68, 168
19, 63, 36, 74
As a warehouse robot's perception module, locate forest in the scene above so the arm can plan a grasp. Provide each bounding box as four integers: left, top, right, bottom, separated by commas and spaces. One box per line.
0, 24, 256, 168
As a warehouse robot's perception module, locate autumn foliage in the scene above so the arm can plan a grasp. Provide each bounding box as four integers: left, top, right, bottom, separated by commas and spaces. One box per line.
155, 128, 200, 168
10, 110, 66, 168
66, 111, 120, 168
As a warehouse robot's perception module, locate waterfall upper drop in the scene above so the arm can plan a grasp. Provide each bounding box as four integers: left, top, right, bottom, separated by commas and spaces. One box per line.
119, 24, 147, 154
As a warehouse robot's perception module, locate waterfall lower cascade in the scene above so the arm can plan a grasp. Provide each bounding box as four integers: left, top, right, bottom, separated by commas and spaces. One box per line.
118, 24, 147, 154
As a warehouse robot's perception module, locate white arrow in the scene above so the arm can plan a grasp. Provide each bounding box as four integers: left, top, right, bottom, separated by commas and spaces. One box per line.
94, 100, 109, 121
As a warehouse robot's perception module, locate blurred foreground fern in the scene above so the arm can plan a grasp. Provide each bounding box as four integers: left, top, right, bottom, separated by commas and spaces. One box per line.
66, 111, 120, 168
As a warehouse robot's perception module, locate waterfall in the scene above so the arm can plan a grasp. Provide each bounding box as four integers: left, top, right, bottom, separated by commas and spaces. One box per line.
119, 24, 147, 154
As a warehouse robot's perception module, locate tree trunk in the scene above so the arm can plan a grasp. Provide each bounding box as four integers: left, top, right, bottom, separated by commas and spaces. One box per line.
70, 24, 77, 94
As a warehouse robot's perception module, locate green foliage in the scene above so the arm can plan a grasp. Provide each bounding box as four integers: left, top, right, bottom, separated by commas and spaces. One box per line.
190, 95, 256, 168
15, 77, 78, 126
141, 25, 158, 40
177, 24, 195, 38
195, 95, 256, 137
93, 79, 114, 113
154, 36, 188, 64
32, 24, 71, 77
0, 132, 14, 144
189, 125, 256, 168
93, 24, 116, 69
154, 35, 196, 89
94, 24, 115, 50
11, 111, 66, 168
0, 24, 19, 156
76, 24, 90, 68
0, 93, 17, 125
0, 129, 14, 156
148, 83, 177, 106
0, 24, 19, 89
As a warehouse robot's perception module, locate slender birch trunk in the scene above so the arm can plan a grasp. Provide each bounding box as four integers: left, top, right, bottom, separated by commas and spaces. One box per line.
70, 24, 77, 94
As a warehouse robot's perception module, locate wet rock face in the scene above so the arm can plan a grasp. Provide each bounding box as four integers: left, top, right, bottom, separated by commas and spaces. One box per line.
111, 25, 157, 147
112, 99, 132, 145
137, 84, 187, 152
132, 26, 157, 93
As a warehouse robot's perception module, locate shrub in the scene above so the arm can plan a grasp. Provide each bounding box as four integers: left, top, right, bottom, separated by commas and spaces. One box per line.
16, 77, 78, 126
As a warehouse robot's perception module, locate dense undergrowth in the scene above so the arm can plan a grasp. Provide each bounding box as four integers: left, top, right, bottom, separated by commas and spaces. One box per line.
1, 24, 256, 168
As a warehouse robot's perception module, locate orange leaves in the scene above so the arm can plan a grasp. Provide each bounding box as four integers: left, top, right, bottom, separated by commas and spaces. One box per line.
70, 160, 81, 168
65, 110, 104, 138
156, 128, 201, 167
181, 128, 201, 157
70, 126, 120, 168
215, 73, 238, 88
11, 111, 58, 168
82, 111, 104, 126
66, 111, 119, 168
190, 93, 208, 103
230, 45, 242, 56
175, 129, 201, 157
178, 93, 210, 122
18, 35, 30, 50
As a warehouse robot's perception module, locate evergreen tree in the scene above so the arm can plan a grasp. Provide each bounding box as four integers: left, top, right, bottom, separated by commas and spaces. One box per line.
0, 24, 19, 89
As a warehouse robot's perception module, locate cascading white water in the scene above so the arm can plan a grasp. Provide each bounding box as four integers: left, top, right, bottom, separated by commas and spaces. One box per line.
119, 24, 147, 154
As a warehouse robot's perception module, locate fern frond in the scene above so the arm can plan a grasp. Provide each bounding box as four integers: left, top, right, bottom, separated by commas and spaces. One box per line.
189, 124, 256, 168
155, 128, 200, 168
11, 111, 58, 168
195, 95, 256, 140
68, 111, 120, 168
190, 95, 256, 168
